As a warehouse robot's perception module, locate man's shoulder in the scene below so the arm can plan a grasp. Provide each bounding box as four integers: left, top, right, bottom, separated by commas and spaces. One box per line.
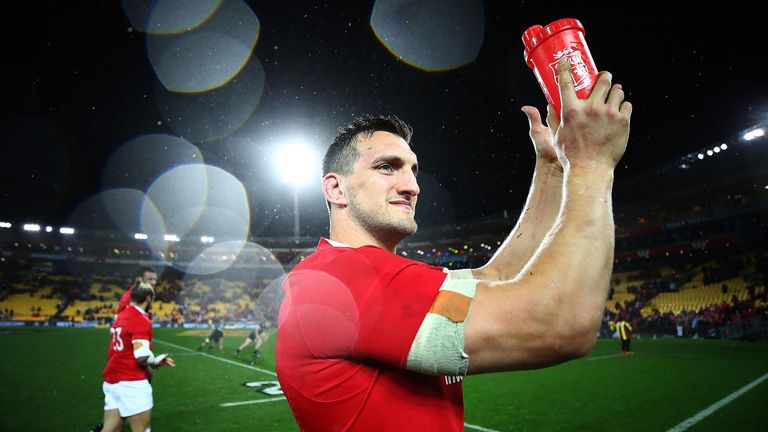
117, 307, 151, 328
298, 239, 422, 271
352, 245, 439, 278
285, 238, 446, 291
116, 306, 136, 319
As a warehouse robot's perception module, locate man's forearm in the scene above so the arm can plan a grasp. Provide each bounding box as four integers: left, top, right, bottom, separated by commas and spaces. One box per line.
477, 160, 563, 281
465, 169, 616, 372
465, 65, 630, 372
522, 168, 615, 337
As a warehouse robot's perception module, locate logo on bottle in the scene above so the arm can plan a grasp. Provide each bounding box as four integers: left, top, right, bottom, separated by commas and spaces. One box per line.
548, 47, 591, 91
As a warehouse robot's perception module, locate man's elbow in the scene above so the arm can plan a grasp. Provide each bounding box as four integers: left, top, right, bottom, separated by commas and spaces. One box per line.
557, 324, 598, 359
566, 332, 598, 359
551, 286, 606, 359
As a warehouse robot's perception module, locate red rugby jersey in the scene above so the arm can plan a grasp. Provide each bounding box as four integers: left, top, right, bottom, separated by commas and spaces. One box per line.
103, 305, 152, 383
277, 239, 464, 431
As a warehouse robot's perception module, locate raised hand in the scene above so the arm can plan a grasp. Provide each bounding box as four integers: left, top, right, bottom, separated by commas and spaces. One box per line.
552, 57, 632, 172
521, 105, 563, 173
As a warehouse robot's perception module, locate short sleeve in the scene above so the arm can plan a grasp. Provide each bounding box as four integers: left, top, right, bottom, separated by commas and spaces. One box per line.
280, 250, 447, 368
129, 315, 152, 342
352, 262, 448, 367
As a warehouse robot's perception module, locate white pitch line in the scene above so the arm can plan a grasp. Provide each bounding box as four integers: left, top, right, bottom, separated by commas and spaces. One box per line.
220, 399, 502, 432
221, 397, 287, 407
154, 339, 277, 376
666, 371, 768, 432
158, 339, 501, 431
464, 422, 501, 432
586, 353, 624, 361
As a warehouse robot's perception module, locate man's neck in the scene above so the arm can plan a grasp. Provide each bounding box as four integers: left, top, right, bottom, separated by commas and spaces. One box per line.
329, 224, 400, 253
130, 302, 149, 314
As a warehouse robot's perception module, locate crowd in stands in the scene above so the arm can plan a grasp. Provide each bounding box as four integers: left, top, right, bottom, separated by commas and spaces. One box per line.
604, 252, 767, 339
0, 264, 282, 326
0, 307, 15, 320
1, 215, 765, 340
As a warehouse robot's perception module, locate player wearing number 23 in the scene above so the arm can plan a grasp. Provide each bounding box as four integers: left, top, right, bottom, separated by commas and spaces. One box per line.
101, 282, 175, 432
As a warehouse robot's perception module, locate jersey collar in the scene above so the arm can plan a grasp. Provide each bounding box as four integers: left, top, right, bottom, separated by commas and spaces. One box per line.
324, 237, 351, 248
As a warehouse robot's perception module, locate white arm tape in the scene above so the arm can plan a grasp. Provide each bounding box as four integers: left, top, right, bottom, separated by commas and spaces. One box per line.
444, 268, 474, 280
404, 269, 478, 376
441, 268, 478, 297
133, 339, 166, 366
406, 313, 469, 376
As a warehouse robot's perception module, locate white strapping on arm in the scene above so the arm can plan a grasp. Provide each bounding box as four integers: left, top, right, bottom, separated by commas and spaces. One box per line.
405, 269, 478, 376
133, 339, 166, 366
444, 268, 474, 281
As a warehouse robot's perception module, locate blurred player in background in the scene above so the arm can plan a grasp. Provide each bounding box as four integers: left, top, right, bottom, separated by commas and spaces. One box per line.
236, 320, 272, 363
198, 325, 224, 352
101, 282, 175, 432
117, 266, 158, 315
94, 267, 159, 431
617, 318, 634, 355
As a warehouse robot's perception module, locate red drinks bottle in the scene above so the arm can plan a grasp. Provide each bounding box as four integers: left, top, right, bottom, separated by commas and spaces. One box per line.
522, 18, 598, 115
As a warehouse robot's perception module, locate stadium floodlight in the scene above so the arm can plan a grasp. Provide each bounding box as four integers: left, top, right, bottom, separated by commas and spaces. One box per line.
200, 235, 215, 243
720, 143, 728, 150
276, 140, 317, 186
713, 147, 721, 153
275, 138, 319, 238
0, 222, 11, 228
164, 234, 180, 242
134, 233, 148, 240
706, 150, 713, 156
697, 153, 704, 159
45, 226, 53, 232
743, 127, 765, 141
23, 223, 41, 232
59, 227, 75, 235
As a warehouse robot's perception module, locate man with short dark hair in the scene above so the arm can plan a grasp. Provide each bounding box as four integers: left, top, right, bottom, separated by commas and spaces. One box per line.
101, 282, 175, 432
117, 266, 158, 315
277, 59, 632, 430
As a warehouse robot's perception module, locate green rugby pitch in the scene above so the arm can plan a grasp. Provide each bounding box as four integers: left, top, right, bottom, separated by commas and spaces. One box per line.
1, 327, 766, 431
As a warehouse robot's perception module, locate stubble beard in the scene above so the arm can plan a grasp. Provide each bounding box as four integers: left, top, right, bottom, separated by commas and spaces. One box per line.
348, 196, 418, 244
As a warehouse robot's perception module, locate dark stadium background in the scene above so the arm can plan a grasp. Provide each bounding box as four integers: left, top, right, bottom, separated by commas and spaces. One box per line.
2, 2, 766, 235
0, 2, 766, 431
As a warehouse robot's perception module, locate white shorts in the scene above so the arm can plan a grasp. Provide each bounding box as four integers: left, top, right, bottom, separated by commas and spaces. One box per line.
103, 380, 153, 417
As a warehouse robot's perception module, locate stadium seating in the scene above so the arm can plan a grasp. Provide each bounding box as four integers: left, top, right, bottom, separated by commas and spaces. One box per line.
0, 293, 59, 320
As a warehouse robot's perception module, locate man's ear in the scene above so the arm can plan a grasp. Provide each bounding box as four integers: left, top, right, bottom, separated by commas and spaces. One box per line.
322, 173, 347, 208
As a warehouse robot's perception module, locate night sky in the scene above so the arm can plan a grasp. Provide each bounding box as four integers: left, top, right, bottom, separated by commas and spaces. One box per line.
3, 1, 767, 240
